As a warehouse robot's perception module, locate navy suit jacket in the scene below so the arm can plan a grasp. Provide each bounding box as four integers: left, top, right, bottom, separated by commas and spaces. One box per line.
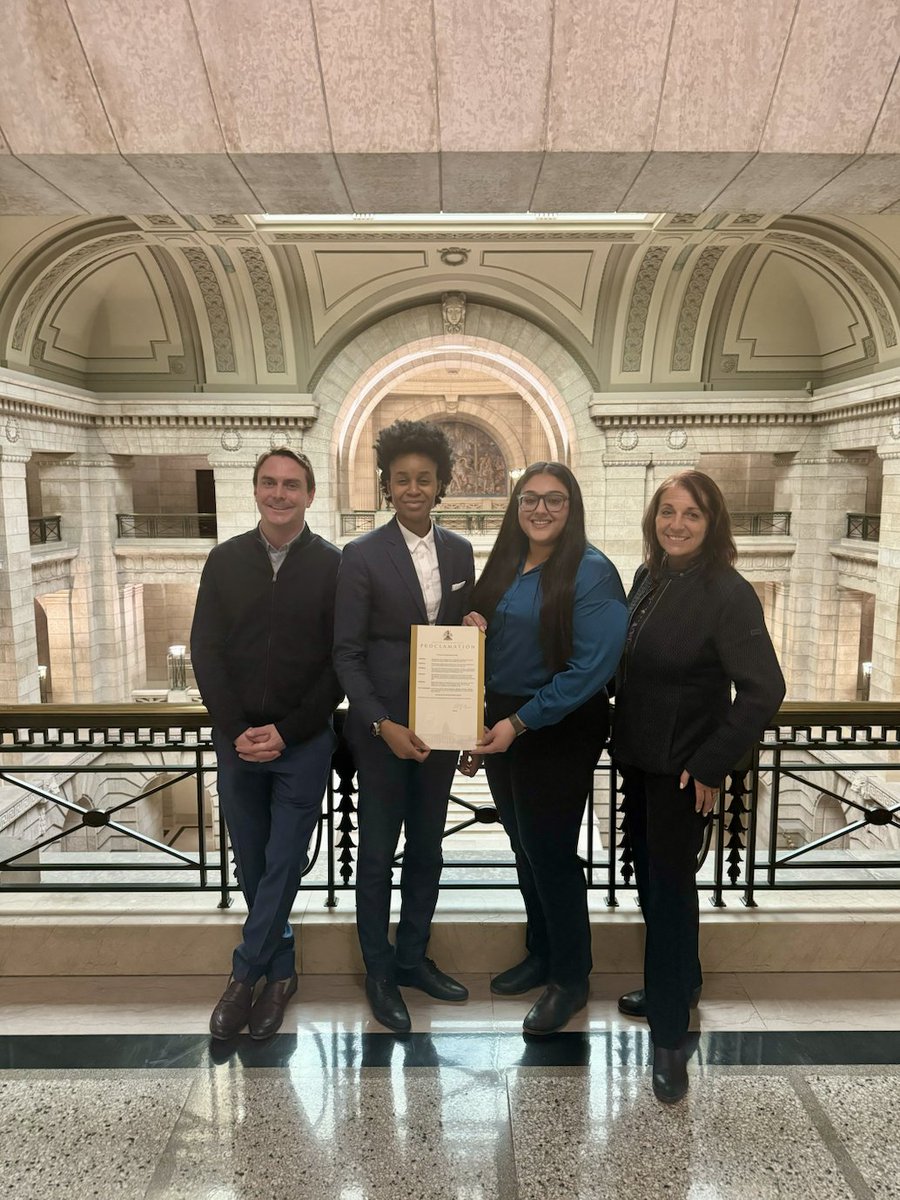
333, 517, 475, 741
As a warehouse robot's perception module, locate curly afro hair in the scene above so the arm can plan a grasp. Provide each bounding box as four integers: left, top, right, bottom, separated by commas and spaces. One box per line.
374, 419, 455, 504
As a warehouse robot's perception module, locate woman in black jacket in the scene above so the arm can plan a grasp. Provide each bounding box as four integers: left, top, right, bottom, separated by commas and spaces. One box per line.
612, 470, 785, 1103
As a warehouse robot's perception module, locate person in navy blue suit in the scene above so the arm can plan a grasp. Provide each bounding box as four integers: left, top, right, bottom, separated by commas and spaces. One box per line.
334, 420, 475, 1031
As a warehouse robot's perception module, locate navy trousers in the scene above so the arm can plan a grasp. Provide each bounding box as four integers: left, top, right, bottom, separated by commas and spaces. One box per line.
351, 732, 458, 977
214, 726, 336, 984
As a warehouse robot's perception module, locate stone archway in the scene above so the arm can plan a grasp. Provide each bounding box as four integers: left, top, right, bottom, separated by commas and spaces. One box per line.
311, 301, 602, 528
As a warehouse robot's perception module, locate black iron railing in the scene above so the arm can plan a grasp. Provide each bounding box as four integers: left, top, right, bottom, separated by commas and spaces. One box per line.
731, 511, 792, 536
846, 512, 880, 541
340, 512, 376, 536
28, 515, 62, 545
0, 703, 897, 907
434, 510, 506, 534
116, 513, 218, 538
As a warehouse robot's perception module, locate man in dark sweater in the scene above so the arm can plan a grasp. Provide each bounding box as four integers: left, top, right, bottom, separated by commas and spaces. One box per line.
191, 448, 342, 1040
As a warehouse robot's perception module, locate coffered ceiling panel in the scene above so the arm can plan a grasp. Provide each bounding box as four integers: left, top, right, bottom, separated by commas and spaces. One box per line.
761, 0, 900, 154
435, 0, 552, 153
548, 0, 675, 150
65, 0, 224, 155
654, 0, 796, 153
190, 0, 332, 153
313, 0, 437, 153
0, 0, 116, 155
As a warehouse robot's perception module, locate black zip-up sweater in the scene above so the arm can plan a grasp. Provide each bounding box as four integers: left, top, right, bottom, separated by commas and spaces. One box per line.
190, 525, 343, 747
611, 562, 785, 786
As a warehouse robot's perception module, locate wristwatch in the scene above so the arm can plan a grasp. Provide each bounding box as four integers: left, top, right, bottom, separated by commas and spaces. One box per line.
508, 712, 528, 737
371, 717, 389, 738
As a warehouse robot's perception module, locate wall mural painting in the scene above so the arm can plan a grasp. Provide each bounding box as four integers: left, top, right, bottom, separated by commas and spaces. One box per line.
438, 420, 508, 497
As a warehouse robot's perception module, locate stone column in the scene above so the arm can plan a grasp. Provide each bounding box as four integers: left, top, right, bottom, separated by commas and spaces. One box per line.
870, 451, 900, 702
0, 450, 40, 703
39, 455, 131, 702
774, 453, 870, 700
599, 454, 650, 584
209, 456, 256, 544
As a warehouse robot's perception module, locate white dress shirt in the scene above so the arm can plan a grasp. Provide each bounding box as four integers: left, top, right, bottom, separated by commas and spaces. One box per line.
399, 521, 441, 624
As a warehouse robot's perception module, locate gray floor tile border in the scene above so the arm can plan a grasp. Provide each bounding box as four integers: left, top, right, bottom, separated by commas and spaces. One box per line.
4, 1064, 900, 1200
790, 1077, 877, 1200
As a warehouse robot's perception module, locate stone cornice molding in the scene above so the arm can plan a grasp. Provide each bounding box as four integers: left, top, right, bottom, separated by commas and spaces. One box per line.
592, 409, 813, 429
0, 449, 30, 465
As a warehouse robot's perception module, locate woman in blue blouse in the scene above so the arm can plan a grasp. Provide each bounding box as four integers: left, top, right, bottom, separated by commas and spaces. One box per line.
460, 462, 627, 1034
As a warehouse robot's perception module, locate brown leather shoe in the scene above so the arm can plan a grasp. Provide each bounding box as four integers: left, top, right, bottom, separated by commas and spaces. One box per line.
249, 973, 298, 1040
209, 977, 254, 1040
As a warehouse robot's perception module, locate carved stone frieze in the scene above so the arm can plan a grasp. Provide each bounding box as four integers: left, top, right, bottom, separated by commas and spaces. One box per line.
181, 248, 237, 373
239, 247, 286, 374
671, 247, 726, 372
621, 247, 669, 373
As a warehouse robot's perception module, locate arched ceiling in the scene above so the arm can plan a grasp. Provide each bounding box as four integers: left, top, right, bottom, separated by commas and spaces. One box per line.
2, 212, 900, 395
1, 0, 899, 216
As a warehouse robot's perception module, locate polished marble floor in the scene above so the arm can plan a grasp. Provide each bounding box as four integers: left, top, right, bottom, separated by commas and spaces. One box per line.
1, 972, 899, 1199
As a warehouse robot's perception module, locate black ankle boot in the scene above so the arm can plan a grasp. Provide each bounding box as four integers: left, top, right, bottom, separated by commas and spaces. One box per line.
652, 1044, 689, 1103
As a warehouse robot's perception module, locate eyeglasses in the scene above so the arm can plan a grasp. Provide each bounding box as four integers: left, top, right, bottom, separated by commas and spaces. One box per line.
517, 491, 569, 513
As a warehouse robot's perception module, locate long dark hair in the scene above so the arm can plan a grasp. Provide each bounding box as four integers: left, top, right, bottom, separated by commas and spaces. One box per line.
642, 469, 737, 577
471, 461, 586, 673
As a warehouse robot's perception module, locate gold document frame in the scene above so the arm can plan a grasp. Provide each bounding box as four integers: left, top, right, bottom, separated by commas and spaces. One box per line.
409, 625, 485, 751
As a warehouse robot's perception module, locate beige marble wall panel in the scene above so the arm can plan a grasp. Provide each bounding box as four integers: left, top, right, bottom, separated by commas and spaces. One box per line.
190, 0, 331, 154
0, 0, 115, 154
337, 153, 440, 213
654, 0, 795, 152
19, 155, 173, 214
231, 153, 350, 214
622, 151, 753, 211
870, 65, 900, 153
441, 152, 544, 212
126, 155, 261, 213
530, 152, 647, 211
548, 0, 675, 150
711, 152, 860, 212
0, 154, 84, 215
313, 0, 437, 153
796, 155, 900, 213
761, 0, 900, 154
65, 0, 223, 154
434, 0, 551, 152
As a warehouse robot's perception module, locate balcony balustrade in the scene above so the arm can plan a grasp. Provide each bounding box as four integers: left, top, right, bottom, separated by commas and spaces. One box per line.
116, 513, 218, 539
0, 702, 896, 909
340, 510, 505, 536
846, 512, 881, 541
731, 511, 792, 536
28, 515, 62, 545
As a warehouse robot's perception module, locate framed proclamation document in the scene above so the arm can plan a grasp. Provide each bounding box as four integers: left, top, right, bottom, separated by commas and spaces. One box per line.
409, 626, 485, 751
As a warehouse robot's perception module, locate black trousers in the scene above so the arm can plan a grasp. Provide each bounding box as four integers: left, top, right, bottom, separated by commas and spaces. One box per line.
352, 733, 459, 977
621, 767, 707, 1048
484, 691, 608, 986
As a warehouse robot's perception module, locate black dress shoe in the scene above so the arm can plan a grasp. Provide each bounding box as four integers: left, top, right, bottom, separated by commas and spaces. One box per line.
209, 976, 254, 1040
652, 1045, 689, 1103
617, 985, 702, 1019
395, 958, 469, 1001
523, 980, 589, 1034
249, 973, 298, 1040
365, 976, 412, 1032
490, 956, 548, 996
